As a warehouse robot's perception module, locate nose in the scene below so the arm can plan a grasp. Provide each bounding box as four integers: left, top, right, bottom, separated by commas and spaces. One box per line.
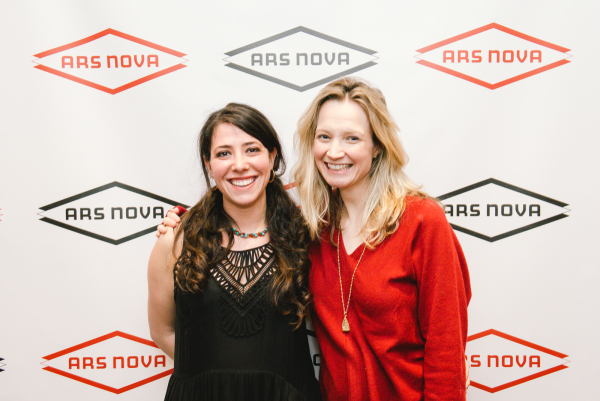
231, 152, 249, 172
326, 138, 345, 159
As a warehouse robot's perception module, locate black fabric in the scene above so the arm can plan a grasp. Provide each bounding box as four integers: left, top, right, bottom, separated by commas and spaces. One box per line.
212, 244, 275, 337
165, 244, 321, 401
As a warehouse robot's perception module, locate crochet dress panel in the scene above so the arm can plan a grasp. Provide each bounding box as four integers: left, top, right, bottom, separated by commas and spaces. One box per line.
165, 242, 322, 401
210, 244, 275, 336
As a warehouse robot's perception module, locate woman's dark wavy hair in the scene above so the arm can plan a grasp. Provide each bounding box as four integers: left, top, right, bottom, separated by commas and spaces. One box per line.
173, 103, 312, 328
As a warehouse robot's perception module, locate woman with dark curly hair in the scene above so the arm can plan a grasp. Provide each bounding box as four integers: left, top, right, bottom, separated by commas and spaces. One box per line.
147, 103, 321, 401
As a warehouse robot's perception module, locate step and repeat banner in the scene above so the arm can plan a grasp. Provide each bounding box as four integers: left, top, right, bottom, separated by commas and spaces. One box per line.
1, 0, 599, 400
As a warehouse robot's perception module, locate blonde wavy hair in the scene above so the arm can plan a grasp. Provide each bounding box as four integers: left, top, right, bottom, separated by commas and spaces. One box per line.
293, 77, 430, 248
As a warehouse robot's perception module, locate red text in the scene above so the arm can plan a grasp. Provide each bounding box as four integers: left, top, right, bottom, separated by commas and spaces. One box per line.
61, 55, 159, 68
469, 354, 541, 368
443, 50, 541, 63
68, 355, 166, 369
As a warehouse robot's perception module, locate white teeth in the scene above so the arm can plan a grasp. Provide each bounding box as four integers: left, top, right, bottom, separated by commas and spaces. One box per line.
326, 163, 351, 171
230, 177, 256, 187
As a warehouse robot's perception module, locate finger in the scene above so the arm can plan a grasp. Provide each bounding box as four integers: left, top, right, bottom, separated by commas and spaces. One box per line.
165, 217, 179, 227
166, 211, 181, 222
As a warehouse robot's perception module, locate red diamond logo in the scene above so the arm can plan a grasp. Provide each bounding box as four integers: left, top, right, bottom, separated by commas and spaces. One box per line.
416, 23, 571, 89
466, 329, 569, 393
42, 331, 173, 394
33, 29, 187, 94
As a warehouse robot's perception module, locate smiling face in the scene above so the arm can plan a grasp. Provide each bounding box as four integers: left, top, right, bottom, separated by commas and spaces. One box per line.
313, 98, 378, 194
205, 123, 276, 212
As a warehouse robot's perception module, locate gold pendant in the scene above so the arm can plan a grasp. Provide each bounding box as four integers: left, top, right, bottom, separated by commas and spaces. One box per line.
342, 316, 350, 332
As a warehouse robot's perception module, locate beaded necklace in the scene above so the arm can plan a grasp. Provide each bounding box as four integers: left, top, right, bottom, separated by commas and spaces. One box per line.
232, 227, 268, 239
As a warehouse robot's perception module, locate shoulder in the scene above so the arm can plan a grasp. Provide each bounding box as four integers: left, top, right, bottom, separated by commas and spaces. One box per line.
402, 195, 448, 228
149, 228, 183, 274
154, 227, 181, 255
309, 226, 335, 256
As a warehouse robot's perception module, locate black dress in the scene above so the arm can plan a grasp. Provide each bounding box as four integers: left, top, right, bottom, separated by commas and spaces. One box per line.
164, 243, 321, 401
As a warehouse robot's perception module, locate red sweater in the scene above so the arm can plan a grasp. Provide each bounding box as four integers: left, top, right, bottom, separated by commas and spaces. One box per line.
309, 197, 471, 401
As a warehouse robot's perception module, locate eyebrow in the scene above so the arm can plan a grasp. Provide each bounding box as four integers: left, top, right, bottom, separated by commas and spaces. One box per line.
315, 128, 365, 136
213, 141, 261, 150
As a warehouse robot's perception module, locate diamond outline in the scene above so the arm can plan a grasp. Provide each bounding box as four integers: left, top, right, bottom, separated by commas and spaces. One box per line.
467, 329, 569, 393
42, 331, 173, 394
415, 23, 571, 89
224, 26, 377, 92
38, 181, 190, 245
33, 28, 187, 94
438, 178, 569, 242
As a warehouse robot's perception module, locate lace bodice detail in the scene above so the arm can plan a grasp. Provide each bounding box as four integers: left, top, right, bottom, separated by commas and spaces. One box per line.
169, 241, 322, 400
210, 243, 275, 337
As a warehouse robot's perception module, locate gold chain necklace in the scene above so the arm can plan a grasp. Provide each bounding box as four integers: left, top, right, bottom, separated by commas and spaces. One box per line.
337, 228, 367, 332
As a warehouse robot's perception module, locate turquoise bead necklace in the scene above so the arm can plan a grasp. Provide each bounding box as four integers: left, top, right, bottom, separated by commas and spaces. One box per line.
232, 227, 268, 239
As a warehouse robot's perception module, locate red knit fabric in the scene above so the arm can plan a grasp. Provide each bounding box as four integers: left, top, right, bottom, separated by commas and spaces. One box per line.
309, 197, 471, 401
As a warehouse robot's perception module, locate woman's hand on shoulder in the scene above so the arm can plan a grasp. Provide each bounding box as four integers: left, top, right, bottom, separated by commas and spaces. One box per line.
156, 207, 184, 238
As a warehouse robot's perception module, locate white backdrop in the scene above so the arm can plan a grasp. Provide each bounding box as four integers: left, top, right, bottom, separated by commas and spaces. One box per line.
1, 0, 600, 399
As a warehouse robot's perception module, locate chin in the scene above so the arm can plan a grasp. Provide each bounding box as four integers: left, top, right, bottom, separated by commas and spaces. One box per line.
319, 172, 349, 188
225, 189, 265, 207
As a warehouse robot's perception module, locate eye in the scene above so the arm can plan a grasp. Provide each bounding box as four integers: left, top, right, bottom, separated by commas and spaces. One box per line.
347, 135, 360, 142
215, 150, 230, 157
316, 133, 330, 140
247, 147, 261, 154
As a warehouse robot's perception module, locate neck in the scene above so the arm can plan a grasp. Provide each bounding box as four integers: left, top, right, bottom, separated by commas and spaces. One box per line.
338, 176, 370, 231
222, 194, 268, 232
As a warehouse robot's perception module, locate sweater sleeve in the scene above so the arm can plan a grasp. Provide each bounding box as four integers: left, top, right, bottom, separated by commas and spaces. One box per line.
411, 200, 471, 401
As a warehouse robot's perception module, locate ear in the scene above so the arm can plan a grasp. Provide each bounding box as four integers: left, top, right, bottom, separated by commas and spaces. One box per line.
203, 157, 213, 177
269, 148, 278, 169
372, 146, 382, 159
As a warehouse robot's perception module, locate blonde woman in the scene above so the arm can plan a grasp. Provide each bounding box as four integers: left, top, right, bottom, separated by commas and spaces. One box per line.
294, 77, 470, 401
158, 78, 471, 400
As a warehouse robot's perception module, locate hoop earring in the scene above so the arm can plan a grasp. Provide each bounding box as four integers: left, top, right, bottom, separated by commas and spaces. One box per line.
268, 169, 275, 183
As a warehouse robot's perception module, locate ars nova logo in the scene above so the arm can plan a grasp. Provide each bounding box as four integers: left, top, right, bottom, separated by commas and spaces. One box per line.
33, 29, 187, 94
416, 23, 571, 89
466, 329, 569, 393
42, 331, 173, 394
438, 178, 569, 242
0, 357, 5, 372
224, 26, 378, 92
38, 182, 189, 245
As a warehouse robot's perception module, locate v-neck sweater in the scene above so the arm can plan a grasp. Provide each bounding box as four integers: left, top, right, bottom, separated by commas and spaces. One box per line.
309, 196, 471, 401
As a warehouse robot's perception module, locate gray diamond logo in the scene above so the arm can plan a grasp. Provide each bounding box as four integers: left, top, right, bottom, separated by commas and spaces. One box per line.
224, 26, 378, 92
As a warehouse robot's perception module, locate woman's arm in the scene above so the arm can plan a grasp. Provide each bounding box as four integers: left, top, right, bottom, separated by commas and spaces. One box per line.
413, 200, 472, 400
147, 227, 181, 359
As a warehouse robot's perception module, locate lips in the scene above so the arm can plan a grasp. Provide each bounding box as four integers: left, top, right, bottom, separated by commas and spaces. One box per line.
325, 162, 352, 171
228, 177, 257, 187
